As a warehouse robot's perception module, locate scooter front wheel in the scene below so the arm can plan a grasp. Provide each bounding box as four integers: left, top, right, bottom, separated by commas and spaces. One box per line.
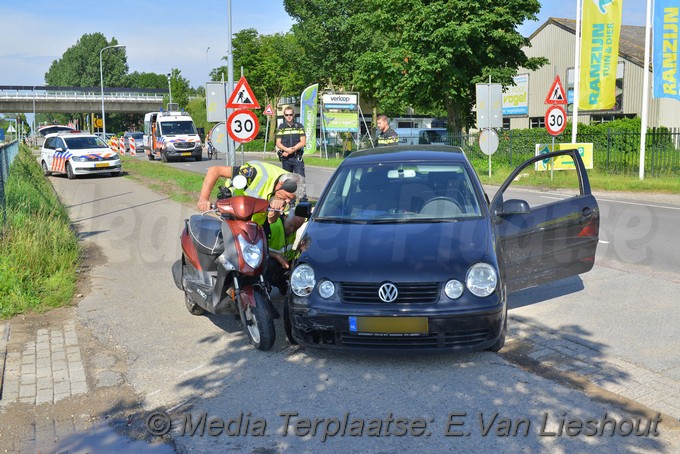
241, 290, 275, 351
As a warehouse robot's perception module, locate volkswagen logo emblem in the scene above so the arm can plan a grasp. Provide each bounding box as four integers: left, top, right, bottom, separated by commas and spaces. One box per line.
378, 283, 398, 303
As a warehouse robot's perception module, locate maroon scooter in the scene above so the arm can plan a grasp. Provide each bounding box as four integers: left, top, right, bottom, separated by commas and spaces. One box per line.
172, 187, 276, 351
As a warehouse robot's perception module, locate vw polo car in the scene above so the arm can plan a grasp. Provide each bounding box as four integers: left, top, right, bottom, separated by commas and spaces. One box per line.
286, 145, 599, 352
41, 131, 121, 179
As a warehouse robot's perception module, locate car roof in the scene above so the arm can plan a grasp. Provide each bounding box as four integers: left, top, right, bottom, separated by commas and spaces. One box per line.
37, 125, 76, 137
44, 131, 98, 139
344, 145, 468, 164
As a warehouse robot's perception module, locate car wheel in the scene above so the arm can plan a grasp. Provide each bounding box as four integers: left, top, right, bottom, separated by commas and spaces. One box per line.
283, 296, 298, 345
41, 161, 52, 176
161, 151, 168, 163
486, 315, 507, 352
66, 162, 76, 180
148, 152, 155, 161
195, 154, 202, 162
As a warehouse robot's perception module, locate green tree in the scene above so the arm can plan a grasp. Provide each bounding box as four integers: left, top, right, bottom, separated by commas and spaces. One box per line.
286, 0, 547, 131
211, 29, 306, 139
284, 0, 372, 91
212, 29, 305, 106
126, 71, 167, 89
167, 68, 192, 110
45, 33, 128, 88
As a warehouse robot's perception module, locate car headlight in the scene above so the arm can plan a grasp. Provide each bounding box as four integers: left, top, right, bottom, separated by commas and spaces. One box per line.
237, 236, 263, 268
318, 280, 335, 299
291, 264, 315, 297
466, 263, 498, 297
444, 279, 464, 299
72, 156, 88, 162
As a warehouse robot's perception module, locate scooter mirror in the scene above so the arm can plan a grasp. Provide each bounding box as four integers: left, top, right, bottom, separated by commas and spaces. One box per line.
232, 174, 248, 190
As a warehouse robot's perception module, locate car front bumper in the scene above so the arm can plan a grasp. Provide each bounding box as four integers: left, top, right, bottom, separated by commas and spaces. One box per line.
71, 160, 122, 175
287, 296, 506, 351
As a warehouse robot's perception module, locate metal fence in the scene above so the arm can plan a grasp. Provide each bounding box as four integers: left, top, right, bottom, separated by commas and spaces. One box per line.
1, 140, 20, 231
438, 128, 680, 177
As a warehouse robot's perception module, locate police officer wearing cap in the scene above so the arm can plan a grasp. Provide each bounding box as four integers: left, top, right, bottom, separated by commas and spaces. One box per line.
275, 106, 306, 176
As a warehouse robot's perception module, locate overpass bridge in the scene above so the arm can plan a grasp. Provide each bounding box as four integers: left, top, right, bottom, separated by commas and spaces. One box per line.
0, 85, 167, 114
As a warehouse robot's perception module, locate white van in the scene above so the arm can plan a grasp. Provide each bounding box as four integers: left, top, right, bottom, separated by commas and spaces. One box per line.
143, 111, 203, 162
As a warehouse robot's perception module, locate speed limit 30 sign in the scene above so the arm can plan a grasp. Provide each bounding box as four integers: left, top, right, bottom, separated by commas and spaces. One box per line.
227, 109, 260, 143
545, 105, 567, 136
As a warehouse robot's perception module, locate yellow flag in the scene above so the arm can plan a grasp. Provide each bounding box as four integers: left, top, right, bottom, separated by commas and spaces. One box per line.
579, 0, 623, 110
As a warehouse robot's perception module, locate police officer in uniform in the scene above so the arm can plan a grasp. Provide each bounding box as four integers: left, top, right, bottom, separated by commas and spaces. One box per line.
275, 106, 306, 176
376, 114, 399, 146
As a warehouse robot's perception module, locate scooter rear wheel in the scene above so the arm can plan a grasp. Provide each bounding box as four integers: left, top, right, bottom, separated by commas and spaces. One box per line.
241, 290, 275, 351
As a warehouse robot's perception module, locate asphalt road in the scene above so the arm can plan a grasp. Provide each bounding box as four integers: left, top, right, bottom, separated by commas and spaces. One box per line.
42, 161, 680, 452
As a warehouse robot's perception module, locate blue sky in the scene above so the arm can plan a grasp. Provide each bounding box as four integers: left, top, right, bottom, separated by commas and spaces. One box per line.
0, 1, 647, 90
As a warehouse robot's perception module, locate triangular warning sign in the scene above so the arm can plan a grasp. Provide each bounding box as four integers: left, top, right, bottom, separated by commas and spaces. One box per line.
545, 75, 567, 105
263, 104, 275, 115
226, 76, 260, 109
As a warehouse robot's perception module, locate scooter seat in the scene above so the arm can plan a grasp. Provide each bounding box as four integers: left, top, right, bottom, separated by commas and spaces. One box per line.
188, 215, 225, 255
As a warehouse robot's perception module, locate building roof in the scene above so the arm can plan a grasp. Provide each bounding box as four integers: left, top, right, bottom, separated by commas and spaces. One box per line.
530, 17, 646, 68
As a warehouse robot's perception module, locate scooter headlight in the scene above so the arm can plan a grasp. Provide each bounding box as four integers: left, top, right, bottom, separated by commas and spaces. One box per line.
291, 264, 315, 297
238, 236, 263, 268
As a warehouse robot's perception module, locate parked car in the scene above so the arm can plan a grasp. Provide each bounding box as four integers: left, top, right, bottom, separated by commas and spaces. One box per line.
286, 145, 600, 352
40, 131, 121, 179
123, 131, 143, 152
94, 132, 116, 142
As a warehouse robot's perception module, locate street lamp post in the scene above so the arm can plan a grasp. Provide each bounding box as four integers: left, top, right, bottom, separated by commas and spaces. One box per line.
167, 73, 173, 106
32, 85, 37, 146
206, 47, 211, 79
100, 44, 125, 139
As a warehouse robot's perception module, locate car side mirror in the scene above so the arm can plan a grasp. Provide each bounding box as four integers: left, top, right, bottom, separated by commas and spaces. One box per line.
294, 199, 313, 218
54, 147, 63, 153
495, 199, 530, 216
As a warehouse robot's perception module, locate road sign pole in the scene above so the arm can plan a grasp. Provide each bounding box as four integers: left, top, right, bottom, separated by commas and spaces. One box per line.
551, 136, 555, 181
263, 115, 270, 159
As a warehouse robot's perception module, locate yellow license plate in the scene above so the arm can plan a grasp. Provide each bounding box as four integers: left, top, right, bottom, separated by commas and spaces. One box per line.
95, 163, 109, 168
181, 152, 192, 156
349, 316, 428, 335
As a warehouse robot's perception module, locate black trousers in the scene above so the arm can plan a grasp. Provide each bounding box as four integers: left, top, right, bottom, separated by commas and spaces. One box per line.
282, 156, 305, 177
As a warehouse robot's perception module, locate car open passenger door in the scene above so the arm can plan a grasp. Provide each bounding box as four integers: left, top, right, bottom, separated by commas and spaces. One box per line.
490, 149, 600, 294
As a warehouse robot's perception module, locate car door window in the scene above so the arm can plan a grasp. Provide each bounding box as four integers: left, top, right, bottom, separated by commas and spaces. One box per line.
500, 153, 582, 210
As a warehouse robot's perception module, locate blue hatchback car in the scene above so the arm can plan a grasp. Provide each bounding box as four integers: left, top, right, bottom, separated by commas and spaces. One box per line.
286, 145, 600, 352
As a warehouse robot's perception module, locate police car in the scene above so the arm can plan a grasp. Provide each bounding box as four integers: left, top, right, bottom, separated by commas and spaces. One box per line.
40, 131, 122, 179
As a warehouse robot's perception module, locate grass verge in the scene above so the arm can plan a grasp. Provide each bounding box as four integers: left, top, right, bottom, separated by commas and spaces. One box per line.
0, 146, 80, 319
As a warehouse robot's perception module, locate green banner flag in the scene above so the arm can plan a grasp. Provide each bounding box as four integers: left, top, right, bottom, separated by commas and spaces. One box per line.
300, 84, 319, 154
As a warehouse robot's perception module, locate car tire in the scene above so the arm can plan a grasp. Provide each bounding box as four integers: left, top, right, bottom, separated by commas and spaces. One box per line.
41, 161, 52, 176
486, 314, 507, 352
66, 162, 76, 180
283, 296, 298, 345
195, 154, 202, 162
148, 152, 155, 161
161, 151, 168, 163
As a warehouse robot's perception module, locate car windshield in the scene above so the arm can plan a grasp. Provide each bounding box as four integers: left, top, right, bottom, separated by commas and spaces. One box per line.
160, 121, 196, 135
315, 162, 482, 222
126, 132, 143, 140
64, 136, 109, 150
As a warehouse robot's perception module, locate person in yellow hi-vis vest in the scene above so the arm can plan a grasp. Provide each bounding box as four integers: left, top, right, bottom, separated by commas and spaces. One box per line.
198, 161, 306, 308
